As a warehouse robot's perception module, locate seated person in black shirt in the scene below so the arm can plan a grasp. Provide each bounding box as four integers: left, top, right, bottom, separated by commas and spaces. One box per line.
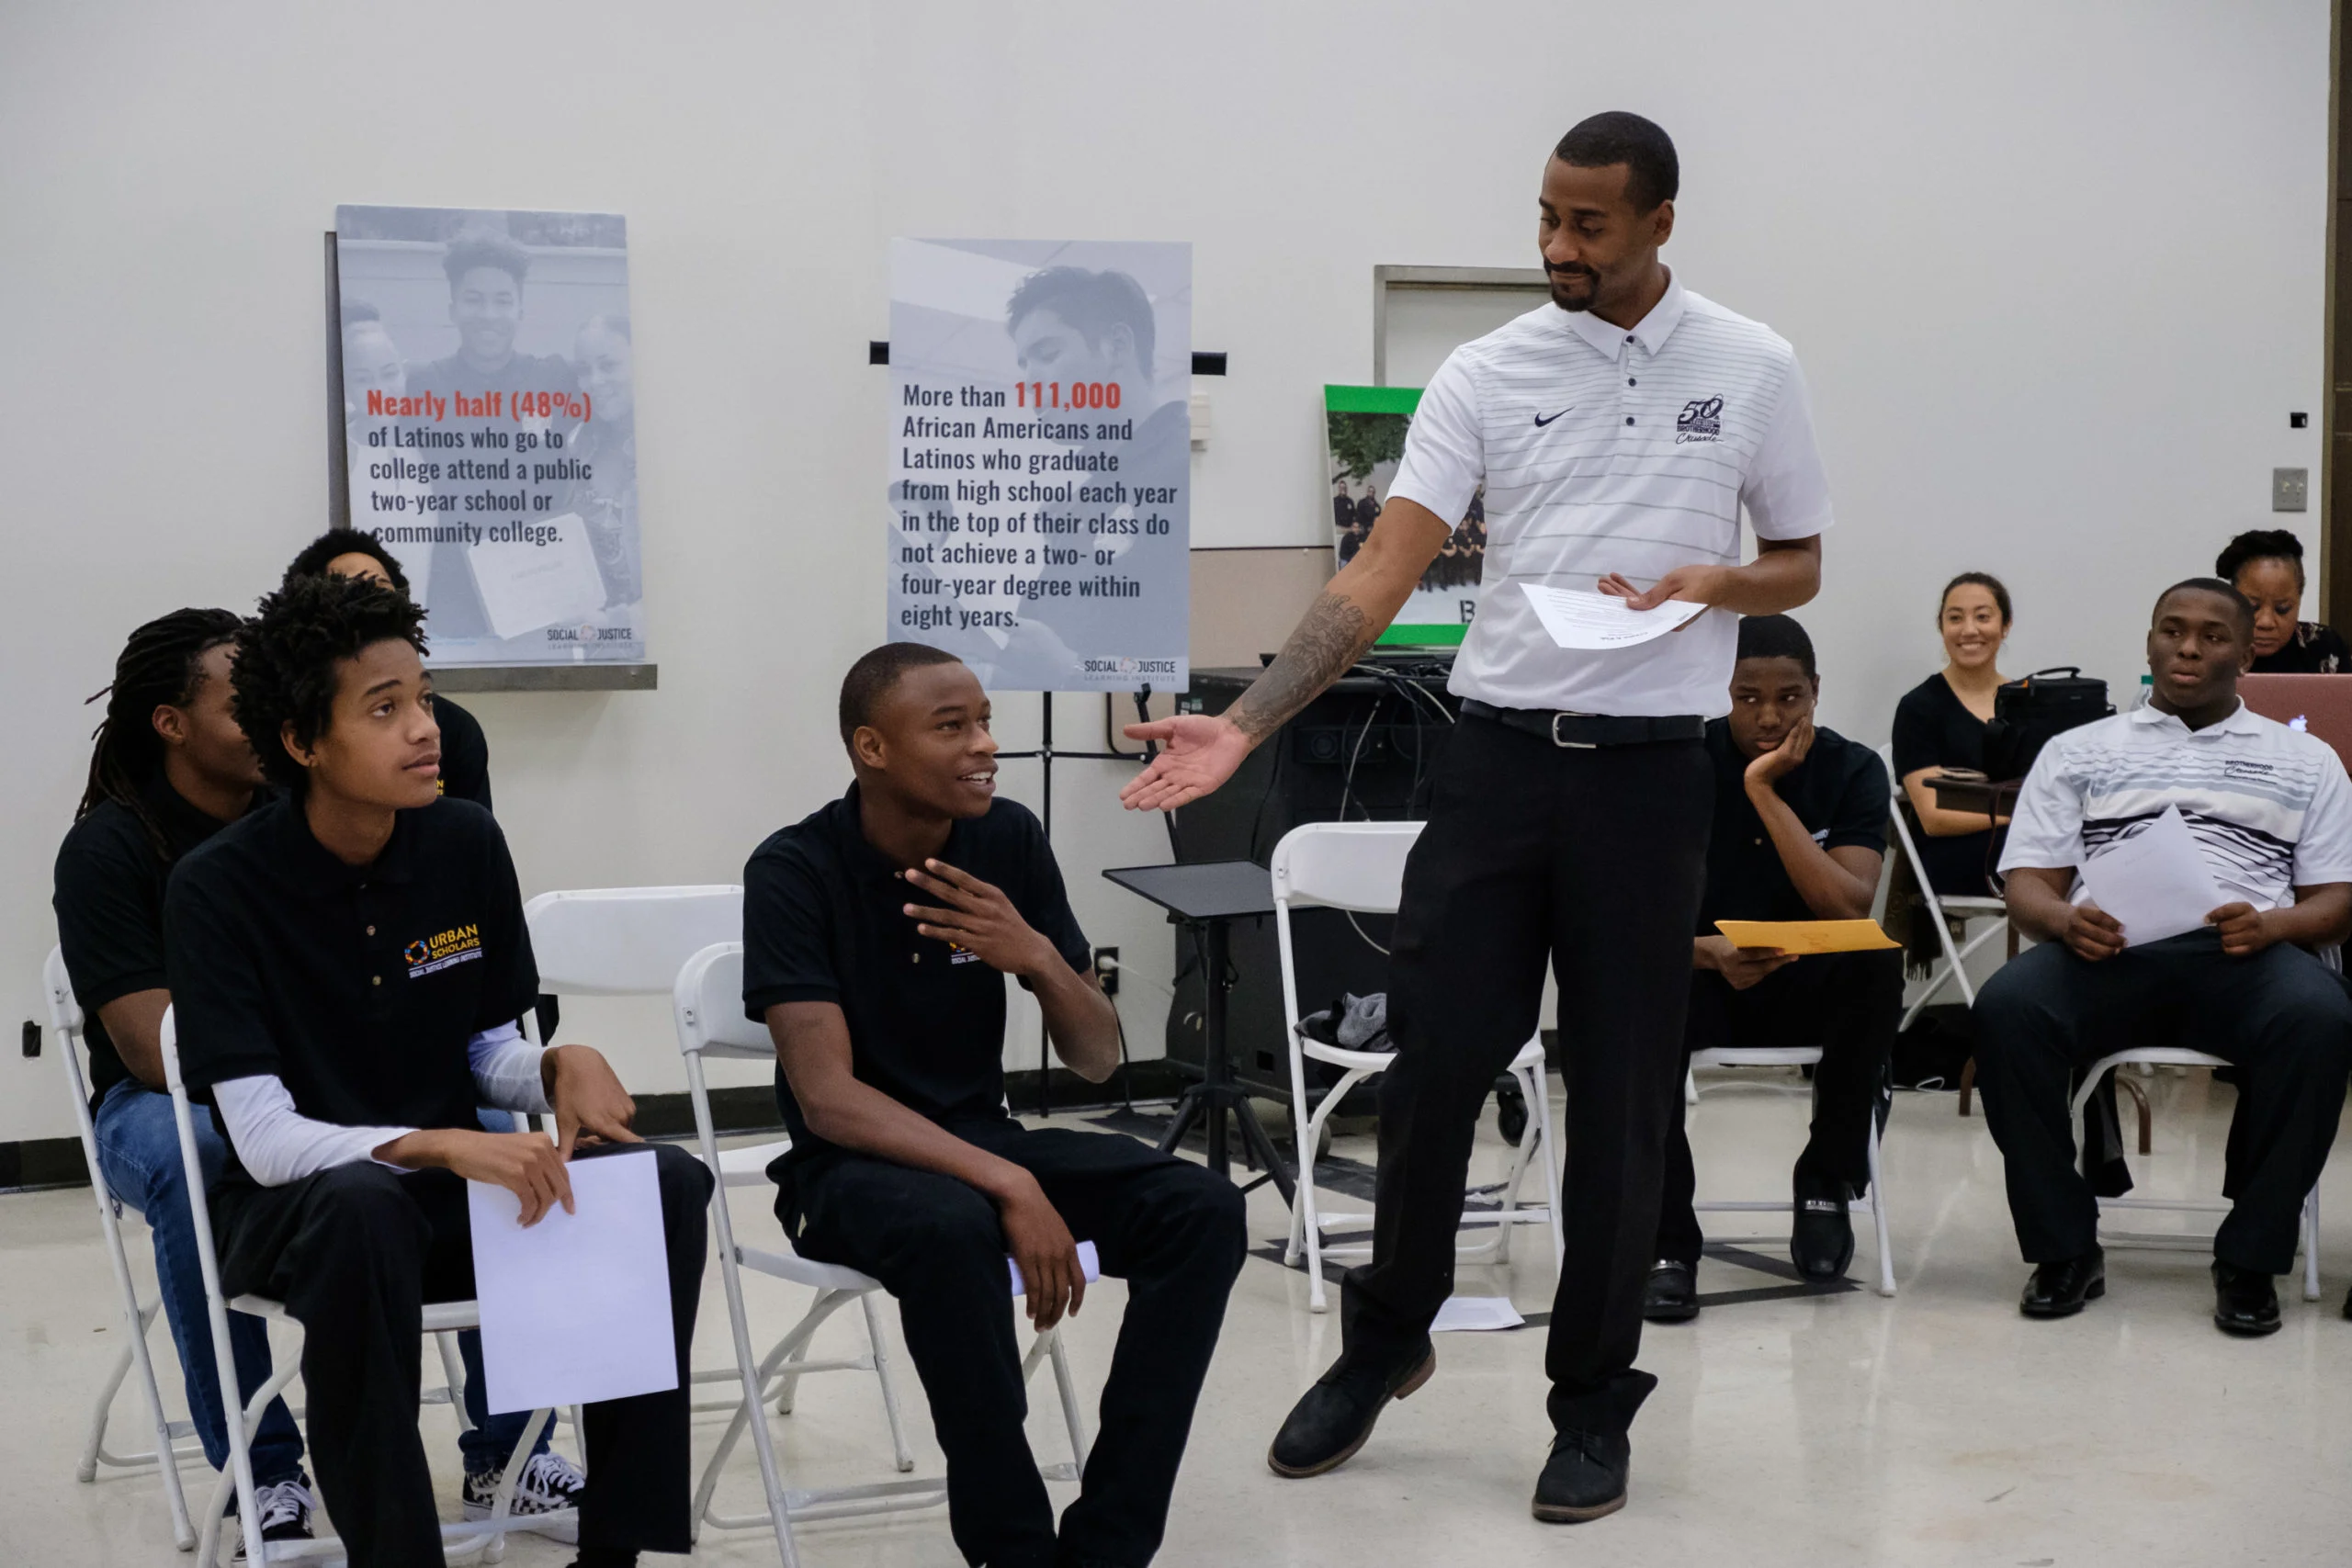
1891, 571, 2013, 896
283, 527, 492, 809
1645, 615, 1902, 1322
53, 609, 318, 1543
2218, 528, 2350, 674
168, 577, 710, 1568
744, 644, 1247, 1568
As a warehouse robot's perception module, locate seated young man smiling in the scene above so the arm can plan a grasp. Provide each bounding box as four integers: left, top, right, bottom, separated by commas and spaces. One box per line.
167, 576, 710, 1568
1975, 578, 2352, 1337
742, 643, 1247, 1568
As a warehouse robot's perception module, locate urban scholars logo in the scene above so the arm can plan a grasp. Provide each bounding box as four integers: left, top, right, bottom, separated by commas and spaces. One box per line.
405, 924, 484, 978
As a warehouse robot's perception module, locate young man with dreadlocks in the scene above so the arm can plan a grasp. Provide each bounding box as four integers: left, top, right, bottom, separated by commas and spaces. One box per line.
165, 575, 710, 1568
53, 608, 321, 1546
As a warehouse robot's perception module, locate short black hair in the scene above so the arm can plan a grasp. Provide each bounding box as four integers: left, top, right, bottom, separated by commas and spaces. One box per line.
283, 527, 410, 596
1735, 613, 1816, 679
2154, 577, 2256, 642
1939, 570, 2013, 626
1006, 267, 1156, 378
441, 231, 531, 295
232, 575, 428, 792
1553, 111, 1679, 212
2215, 528, 2306, 590
839, 642, 964, 751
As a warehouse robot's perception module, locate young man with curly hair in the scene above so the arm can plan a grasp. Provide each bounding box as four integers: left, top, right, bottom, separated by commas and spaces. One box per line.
165, 575, 710, 1568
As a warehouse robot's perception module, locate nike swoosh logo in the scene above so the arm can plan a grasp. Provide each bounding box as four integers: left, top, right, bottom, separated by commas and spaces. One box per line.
1532, 406, 1574, 427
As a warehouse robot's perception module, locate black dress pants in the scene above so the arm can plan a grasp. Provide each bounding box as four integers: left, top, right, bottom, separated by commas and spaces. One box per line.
777, 1120, 1247, 1568
213, 1141, 713, 1567
1973, 930, 2352, 1273
1656, 948, 1903, 1267
1340, 716, 1713, 1437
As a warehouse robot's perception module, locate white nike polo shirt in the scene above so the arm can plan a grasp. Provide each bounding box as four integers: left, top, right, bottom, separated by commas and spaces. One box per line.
1389, 273, 1834, 718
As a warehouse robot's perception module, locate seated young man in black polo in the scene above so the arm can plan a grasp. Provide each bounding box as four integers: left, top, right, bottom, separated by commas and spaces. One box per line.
743, 643, 1248, 1568
1975, 579, 2352, 1336
1644, 614, 1902, 1322
167, 575, 711, 1568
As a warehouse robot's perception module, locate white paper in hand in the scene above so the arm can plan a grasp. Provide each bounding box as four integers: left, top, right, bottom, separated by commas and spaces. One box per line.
2077, 805, 2227, 947
467, 1147, 677, 1416
1520, 582, 1707, 649
1009, 1239, 1102, 1295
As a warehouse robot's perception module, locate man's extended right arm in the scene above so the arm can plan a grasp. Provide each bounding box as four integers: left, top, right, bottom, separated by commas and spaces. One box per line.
1119, 497, 1452, 813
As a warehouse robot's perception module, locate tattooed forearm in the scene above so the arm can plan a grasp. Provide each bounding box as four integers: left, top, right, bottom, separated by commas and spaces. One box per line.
1227, 592, 1376, 742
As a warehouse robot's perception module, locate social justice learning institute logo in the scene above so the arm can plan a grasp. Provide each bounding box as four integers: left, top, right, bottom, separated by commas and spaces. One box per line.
405, 924, 484, 978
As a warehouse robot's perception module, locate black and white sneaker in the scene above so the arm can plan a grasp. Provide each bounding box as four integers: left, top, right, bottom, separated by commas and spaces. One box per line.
464, 1450, 587, 1543
232, 1474, 316, 1561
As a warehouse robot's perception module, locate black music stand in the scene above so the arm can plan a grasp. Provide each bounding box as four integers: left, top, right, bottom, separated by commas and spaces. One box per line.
1102, 860, 1296, 1205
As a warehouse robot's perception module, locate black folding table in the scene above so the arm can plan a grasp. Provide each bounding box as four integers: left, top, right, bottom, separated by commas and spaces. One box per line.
1102, 860, 1296, 1205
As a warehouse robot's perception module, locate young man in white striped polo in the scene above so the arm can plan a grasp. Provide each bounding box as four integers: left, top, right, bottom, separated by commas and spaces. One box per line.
1122, 111, 1835, 1521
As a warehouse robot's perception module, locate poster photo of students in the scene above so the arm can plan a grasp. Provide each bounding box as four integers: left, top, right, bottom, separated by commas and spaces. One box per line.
1323, 384, 1487, 648
334, 205, 644, 667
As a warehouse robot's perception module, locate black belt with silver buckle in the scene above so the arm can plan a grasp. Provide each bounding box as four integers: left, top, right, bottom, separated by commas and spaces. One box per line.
1459, 698, 1705, 750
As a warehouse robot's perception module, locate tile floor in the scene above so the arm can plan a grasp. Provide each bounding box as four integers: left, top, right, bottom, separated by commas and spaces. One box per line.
6, 1067, 2351, 1566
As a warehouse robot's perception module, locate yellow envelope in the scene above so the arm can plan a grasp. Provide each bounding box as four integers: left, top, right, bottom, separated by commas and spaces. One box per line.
1713, 919, 1900, 954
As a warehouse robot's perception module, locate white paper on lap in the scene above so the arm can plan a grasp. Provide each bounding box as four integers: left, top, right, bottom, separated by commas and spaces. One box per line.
467, 513, 607, 640
1518, 582, 1707, 649
2077, 805, 2228, 947
1009, 1239, 1101, 1295
467, 1147, 678, 1416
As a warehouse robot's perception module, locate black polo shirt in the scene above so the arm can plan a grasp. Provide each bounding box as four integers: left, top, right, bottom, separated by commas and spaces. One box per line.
741, 784, 1091, 1168
53, 773, 256, 1107
1699, 717, 1890, 928
165, 794, 538, 1180
434, 694, 492, 811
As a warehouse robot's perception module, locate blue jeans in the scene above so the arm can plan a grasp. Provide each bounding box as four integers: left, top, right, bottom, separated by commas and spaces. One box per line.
93, 1085, 550, 1483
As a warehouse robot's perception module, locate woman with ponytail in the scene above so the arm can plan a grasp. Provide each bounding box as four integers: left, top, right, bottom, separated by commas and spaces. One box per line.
53, 609, 319, 1543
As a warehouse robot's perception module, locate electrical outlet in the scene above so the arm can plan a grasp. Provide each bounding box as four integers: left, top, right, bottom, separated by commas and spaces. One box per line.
1092, 946, 1120, 996
21, 1021, 40, 1059
2274, 468, 2309, 513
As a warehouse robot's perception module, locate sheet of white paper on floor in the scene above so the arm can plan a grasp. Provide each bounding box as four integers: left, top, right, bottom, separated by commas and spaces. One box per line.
1430, 1295, 1524, 1332
1519, 582, 1707, 649
467, 1148, 678, 1416
1009, 1239, 1102, 1294
2076, 804, 2226, 947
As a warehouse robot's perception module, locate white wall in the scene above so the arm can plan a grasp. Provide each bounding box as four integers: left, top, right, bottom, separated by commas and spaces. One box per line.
0, 1, 2329, 1144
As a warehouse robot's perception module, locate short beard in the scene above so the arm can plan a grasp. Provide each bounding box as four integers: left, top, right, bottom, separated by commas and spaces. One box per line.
1547, 271, 1599, 312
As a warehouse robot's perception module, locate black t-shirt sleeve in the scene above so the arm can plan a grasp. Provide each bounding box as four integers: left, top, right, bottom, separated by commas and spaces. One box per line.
1826, 745, 1894, 852
743, 846, 841, 1020
1890, 683, 1938, 779
1012, 813, 1092, 978
434, 696, 492, 812
53, 818, 166, 1012
164, 863, 280, 1093
471, 813, 539, 1031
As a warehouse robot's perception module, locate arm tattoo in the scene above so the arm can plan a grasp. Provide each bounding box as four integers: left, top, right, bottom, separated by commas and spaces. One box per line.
1227, 591, 1375, 741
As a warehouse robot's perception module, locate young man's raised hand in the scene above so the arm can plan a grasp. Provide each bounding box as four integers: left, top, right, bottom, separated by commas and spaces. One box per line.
901, 860, 1062, 977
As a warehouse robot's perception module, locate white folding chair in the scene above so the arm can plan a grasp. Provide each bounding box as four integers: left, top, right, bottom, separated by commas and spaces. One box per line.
1686, 1045, 1898, 1297
522, 885, 807, 1416
46, 944, 202, 1551
2068, 1047, 2323, 1302
1879, 744, 2012, 1035
1271, 821, 1563, 1313
157, 1009, 563, 1565
675, 942, 1091, 1568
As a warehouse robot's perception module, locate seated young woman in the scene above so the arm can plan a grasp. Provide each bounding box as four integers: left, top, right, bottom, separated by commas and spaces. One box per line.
2217, 528, 2349, 674
1892, 571, 2013, 897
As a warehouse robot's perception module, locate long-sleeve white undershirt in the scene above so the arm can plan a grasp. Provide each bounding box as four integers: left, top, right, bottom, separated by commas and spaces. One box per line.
211, 1022, 553, 1188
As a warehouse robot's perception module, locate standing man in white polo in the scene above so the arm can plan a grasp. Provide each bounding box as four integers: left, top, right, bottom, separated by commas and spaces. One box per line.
1121, 112, 1834, 1522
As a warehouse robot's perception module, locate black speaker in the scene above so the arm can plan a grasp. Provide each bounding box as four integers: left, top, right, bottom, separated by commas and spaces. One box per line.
1159, 658, 1458, 1100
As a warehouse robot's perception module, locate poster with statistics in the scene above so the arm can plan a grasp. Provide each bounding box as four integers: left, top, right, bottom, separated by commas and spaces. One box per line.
334, 205, 645, 666
888, 239, 1191, 692
1324, 385, 1484, 647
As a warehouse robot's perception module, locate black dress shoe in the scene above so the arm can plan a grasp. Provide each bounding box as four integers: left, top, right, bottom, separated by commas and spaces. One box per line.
1642, 1260, 1699, 1324
1531, 1427, 1631, 1523
1791, 1174, 1855, 1280
2019, 1247, 2105, 1318
2211, 1261, 2282, 1337
1266, 1341, 1435, 1479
